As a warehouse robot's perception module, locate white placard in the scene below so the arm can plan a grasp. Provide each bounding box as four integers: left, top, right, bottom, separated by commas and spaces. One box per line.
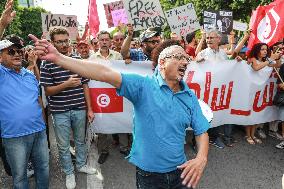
165, 3, 201, 37
233, 20, 248, 31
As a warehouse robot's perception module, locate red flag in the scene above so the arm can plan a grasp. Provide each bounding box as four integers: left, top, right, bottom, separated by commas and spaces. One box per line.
88, 0, 100, 37
89, 88, 123, 113
248, 0, 284, 49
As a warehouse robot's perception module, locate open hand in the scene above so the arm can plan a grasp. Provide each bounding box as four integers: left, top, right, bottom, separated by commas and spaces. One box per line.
177, 157, 207, 188
65, 75, 82, 88
0, 0, 16, 27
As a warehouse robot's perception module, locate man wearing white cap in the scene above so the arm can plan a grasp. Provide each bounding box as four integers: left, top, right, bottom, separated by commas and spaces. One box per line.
0, 36, 49, 189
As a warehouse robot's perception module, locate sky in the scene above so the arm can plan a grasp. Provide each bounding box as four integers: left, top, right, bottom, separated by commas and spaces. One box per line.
41, 0, 117, 30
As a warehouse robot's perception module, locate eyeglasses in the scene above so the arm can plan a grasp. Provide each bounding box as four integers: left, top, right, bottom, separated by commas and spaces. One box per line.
53, 39, 70, 46
114, 38, 124, 42
7, 48, 24, 56
145, 40, 160, 45
164, 54, 191, 62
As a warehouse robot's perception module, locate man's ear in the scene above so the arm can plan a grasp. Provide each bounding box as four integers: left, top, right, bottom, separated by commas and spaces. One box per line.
0, 52, 3, 63
159, 59, 165, 69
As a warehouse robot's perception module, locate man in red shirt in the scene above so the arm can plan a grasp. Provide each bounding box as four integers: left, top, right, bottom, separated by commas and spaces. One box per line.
185, 32, 197, 58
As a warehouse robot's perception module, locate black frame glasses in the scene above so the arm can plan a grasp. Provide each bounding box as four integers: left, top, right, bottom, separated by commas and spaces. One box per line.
164, 54, 191, 62
53, 39, 70, 46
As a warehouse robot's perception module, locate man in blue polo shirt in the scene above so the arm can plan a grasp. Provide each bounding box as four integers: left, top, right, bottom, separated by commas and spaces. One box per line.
31, 35, 210, 189
0, 36, 49, 189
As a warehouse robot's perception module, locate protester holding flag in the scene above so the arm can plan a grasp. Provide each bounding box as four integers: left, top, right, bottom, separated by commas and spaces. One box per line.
30, 33, 210, 189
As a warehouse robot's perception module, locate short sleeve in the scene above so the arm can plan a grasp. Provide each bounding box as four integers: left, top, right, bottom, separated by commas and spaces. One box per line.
40, 61, 54, 86
190, 95, 210, 136
116, 73, 145, 104
0, 66, 5, 83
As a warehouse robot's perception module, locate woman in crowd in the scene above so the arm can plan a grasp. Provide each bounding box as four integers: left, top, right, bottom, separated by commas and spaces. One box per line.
245, 43, 281, 144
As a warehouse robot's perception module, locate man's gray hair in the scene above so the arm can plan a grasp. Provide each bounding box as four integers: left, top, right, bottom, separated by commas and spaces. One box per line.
206, 29, 222, 38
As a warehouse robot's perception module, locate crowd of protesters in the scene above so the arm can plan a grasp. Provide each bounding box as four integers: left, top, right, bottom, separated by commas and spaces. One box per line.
0, 0, 284, 189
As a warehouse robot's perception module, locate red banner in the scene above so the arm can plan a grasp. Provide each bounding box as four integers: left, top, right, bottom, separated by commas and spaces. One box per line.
248, 0, 284, 49
88, 0, 100, 37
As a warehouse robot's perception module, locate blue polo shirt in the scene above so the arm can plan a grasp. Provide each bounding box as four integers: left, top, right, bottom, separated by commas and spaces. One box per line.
117, 72, 209, 173
0, 64, 45, 138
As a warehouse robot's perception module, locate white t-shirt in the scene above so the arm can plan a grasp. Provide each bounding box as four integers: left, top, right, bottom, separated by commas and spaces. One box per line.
197, 47, 228, 61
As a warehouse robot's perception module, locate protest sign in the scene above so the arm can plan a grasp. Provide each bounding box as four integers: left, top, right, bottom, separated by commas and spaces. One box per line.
233, 20, 248, 31
111, 9, 128, 26
89, 60, 279, 134
203, 10, 233, 34
203, 10, 217, 31
165, 3, 201, 37
41, 13, 78, 40
103, 1, 124, 28
123, 0, 167, 31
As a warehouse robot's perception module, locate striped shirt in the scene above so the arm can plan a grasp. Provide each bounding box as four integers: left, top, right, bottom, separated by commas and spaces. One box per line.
40, 57, 89, 113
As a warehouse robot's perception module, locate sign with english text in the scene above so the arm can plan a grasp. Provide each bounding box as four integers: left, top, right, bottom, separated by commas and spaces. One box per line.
88, 60, 281, 134
165, 3, 201, 38
123, 0, 167, 31
41, 13, 78, 41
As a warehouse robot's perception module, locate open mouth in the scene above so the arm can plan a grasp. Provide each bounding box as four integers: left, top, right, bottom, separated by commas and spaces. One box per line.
178, 67, 187, 77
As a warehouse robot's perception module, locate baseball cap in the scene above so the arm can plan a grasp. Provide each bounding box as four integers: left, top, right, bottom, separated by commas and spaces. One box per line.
0, 35, 24, 51
77, 40, 89, 47
139, 27, 161, 42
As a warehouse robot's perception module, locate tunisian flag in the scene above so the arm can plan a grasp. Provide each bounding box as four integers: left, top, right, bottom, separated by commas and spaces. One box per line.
89, 88, 123, 113
88, 0, 100, 37
248, 0, 284, 49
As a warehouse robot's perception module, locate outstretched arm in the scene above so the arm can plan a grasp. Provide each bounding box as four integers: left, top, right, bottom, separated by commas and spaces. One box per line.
0, 0, 16, 39
29, 34, 122, 89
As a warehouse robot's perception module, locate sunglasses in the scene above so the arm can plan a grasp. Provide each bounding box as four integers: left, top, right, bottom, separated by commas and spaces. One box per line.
7, 48, 24, 56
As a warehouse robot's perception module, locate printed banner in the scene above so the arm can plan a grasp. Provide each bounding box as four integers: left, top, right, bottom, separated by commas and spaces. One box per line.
41, 13, 78, 41
165, 3, 201, 38
123, 0, 167, 31
89, 60, 281, 133
103, 1, 124, 28
203, 10, 233, 34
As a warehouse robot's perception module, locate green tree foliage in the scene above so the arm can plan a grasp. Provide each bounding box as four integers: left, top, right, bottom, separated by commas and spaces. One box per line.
0, 1, 47, 43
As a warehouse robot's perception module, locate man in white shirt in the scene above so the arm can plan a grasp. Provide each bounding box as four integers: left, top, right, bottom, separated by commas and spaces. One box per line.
196, 30, 228, 62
